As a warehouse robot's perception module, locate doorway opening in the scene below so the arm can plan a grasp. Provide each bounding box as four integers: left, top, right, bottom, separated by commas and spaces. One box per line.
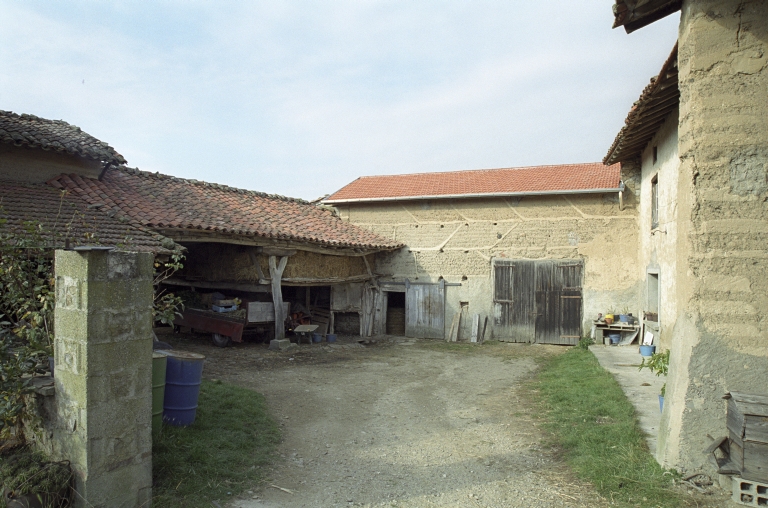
386, 291, 406, 335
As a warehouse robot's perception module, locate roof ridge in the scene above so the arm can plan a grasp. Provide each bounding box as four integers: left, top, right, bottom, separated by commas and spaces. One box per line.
352, 162, 608, 180
114, 166, 310, 204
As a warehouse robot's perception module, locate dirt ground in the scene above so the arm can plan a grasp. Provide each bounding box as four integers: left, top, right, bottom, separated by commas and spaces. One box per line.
160, 331, 609, 508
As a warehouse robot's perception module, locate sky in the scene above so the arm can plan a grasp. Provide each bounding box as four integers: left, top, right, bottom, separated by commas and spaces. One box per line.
0, 2, 679, 201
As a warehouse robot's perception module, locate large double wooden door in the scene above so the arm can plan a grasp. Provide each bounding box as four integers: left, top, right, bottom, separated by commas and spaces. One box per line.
493, 259, 583, 344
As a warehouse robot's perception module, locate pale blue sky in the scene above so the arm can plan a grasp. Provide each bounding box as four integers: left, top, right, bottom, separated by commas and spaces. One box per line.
0, 2, 678, 200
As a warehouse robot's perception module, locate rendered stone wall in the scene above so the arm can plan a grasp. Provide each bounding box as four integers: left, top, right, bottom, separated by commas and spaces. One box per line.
658, 0, 768, 473
341, 192, 641, 339
638, 107, 681, 350
180, 243, 368, 283
0, 144, 102, 183
54, 250, 154, 507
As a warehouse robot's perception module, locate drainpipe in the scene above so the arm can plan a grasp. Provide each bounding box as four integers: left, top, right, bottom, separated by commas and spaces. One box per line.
618, 181, 626, 211
98, 163, 112, 181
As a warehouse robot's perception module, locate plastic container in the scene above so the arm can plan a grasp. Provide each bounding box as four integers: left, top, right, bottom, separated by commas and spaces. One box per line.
312, 333, 323, 343
639, 344, 656, 357
212, 304, 238, 313
152, 351, 168, 436
608, 332, 621, 345
326, 334, 337, 343
161, 350, 205, 426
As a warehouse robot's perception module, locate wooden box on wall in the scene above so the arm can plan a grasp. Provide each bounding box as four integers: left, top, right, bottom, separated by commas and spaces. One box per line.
726, 392, 768, 483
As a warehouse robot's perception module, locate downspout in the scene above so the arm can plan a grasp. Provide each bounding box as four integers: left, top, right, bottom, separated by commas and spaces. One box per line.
618, 181, 626, 211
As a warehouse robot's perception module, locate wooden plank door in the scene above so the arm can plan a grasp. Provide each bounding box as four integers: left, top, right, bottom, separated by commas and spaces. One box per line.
404, 279, 445, 339
535, 260, 583, 345
492, 259, 536, 342
557, 262, 583, 345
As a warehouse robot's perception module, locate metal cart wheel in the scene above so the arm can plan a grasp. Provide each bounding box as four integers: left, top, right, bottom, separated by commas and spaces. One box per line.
212, 333, 232, 348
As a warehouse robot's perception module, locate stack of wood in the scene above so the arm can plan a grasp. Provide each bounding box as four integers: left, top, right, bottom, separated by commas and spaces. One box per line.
310, 306, 331, 336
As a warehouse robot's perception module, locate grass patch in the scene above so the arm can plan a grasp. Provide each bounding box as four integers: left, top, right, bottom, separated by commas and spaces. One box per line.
536, 347, 683, 507
153, 379, 280, 507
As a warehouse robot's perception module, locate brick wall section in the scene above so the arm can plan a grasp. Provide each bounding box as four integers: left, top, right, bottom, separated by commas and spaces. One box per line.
658, 0, 768, 473
342, 192, 641, 338
54, 250, 154, 507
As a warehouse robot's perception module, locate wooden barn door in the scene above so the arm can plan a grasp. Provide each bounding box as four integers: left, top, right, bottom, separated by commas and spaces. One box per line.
404, 279, 445, 339
492, 260, 536, 342
494, 259, 582, 344
535, 261, 583, 345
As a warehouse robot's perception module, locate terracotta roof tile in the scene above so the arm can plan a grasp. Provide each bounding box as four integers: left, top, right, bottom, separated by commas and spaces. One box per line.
324, 163, 621, 203
49, 167, 402, 251
604, 43, 678, 165
0, 110, 126, 166
0, 180, 175, 253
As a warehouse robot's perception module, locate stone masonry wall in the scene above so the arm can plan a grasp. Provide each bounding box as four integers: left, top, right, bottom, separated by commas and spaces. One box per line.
54, 250, 154, 507
658, 0, 768, 473
638, 108, 681, 351
341, 192, 641, 339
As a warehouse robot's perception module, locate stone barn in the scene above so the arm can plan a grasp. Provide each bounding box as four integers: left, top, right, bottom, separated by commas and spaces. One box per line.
324, 163, 640, 345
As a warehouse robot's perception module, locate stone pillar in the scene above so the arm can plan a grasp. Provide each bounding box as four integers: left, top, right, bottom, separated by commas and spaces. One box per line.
657, 0, 768, 473
54, 249, 154, 507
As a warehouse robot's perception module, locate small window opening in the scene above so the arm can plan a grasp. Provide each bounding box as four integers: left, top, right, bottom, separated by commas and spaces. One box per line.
647, 272, 660, 322
651, 174, 659, 230
653, 146, 658, 164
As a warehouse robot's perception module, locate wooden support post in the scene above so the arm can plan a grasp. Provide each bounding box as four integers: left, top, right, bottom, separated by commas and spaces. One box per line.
269, 255, 289, 340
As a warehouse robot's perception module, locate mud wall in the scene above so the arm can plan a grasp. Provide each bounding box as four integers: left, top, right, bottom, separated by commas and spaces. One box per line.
657, 0, 768, 474
179, 243, 368, 283
638, 108, 681, 350
0, 144, 102, 183
340, 192, 641, 339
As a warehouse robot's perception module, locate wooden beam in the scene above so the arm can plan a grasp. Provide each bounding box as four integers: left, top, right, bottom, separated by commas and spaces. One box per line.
269, 255, 289, 340
161, 278, 269, 293
156, 229, 389, 257
261, 247, 297, 257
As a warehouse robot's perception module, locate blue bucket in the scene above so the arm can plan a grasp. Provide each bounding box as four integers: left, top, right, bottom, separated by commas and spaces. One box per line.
639, 344, 656, 357
326, 334, 337, 343
312, 333, 322, 343
608, 333, 621, 345
161, 350, 205, 426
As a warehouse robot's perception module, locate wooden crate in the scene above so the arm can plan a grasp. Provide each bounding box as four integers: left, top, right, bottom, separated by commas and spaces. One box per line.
727, 392, 768, 483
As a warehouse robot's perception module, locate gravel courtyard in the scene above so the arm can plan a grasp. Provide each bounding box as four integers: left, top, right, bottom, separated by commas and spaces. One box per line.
165, 333, 607, 508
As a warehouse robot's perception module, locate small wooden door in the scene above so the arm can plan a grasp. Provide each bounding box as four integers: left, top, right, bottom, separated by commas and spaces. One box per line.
494, 259, 583, 344
404, 279, 445, 339
492, 260, 536, 342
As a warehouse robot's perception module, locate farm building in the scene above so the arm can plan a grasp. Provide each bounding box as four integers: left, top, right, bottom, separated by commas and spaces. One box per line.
324, 162, 640, 345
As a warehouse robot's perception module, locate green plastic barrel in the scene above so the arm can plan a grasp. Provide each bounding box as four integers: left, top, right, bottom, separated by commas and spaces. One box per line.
152, 351, 168, 436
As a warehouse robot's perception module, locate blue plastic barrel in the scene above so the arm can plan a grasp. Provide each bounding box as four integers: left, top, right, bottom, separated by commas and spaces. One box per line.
161, 350, 205, 426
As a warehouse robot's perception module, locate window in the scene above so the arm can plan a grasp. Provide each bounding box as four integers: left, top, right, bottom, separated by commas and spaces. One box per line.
651, 174, 659, 229
653, 145, 658, 164
647, 272, 660, 322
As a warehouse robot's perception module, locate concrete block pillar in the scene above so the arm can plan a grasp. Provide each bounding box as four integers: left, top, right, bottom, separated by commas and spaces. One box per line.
54, 249, 154, 507
657, 0, 768, 474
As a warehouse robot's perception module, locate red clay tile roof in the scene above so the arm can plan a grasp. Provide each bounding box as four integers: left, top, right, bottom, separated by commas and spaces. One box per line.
324, 163, 621, 203
0, 180, 175, 254
604, 43, 678, 165
0, 110, 126, 166
48, 167, 402, 251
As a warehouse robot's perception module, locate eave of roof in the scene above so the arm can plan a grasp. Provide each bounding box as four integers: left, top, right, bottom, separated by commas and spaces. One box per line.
612, 0, 682, 33
0, 110, 126, 167
324, 163, 621, 204
603, 43, 678, 165
48, 167, 403, 253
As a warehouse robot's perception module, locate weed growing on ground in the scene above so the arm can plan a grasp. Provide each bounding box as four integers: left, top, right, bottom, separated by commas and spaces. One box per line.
152, 379, 280, 508
536, 347, 684, 507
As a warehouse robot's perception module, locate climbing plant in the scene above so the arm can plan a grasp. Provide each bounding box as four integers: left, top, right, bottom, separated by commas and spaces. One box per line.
0, 220, 54, 441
